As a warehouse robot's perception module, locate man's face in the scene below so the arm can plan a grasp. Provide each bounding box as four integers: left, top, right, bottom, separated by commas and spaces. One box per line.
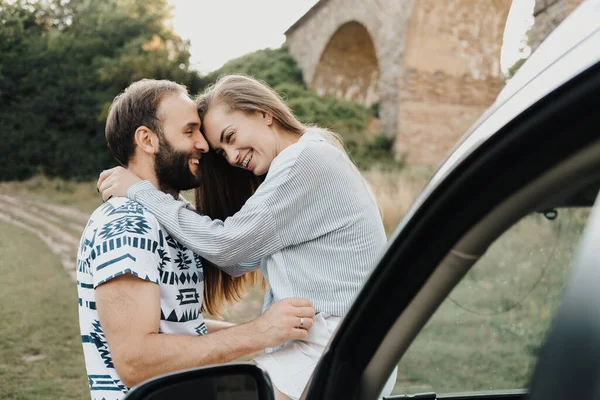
153, 93, 208, 193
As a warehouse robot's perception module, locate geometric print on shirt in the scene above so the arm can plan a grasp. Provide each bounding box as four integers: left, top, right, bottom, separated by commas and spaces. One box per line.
76, 197, 207, 400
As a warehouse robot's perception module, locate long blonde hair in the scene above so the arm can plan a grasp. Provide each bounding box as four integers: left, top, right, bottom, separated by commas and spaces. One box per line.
196, 74, 349, 153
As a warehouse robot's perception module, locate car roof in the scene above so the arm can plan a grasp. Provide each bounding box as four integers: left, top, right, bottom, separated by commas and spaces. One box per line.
390, 0, 600, 240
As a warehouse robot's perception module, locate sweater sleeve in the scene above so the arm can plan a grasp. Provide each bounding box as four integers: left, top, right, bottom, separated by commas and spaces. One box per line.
218, 260, 261, 277
173, 193, 261, 276
128, 179, 283, 266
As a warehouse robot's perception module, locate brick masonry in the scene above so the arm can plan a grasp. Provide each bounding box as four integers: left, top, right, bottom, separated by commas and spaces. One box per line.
285, 0, 582, 166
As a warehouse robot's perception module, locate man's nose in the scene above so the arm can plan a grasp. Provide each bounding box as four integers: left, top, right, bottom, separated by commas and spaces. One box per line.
194, 134, 209, 153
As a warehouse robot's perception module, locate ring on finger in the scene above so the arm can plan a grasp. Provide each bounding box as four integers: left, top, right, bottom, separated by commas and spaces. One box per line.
299, 317, 304, 328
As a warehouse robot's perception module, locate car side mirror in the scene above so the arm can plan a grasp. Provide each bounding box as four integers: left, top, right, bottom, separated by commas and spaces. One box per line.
123, 363, 275, 400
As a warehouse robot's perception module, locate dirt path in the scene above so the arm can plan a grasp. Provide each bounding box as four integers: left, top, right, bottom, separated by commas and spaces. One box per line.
0, 193, 263, 321
0, 194, 84, 281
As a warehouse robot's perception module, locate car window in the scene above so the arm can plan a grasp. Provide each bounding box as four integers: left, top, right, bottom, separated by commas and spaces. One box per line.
391, 206, 591, 395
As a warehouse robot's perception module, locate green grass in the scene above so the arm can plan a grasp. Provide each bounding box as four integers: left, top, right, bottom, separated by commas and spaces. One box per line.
392, 208, 590, 395
0, 222, 89, 400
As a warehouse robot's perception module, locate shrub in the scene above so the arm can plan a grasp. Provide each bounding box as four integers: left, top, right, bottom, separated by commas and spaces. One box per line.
203, 47, 305, 90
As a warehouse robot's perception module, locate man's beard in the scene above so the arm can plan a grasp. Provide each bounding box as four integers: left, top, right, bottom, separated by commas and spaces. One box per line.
154, 137, 203, 193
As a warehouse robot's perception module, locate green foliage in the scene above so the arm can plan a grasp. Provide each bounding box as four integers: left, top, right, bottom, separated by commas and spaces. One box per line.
0, 222, 89, 399
506, 57, 527, 81
346, 134, 403, 171
288, 94, 371, 134
204, 47, 305, 90
0, 0, 205, 181
370, 102, 380, 118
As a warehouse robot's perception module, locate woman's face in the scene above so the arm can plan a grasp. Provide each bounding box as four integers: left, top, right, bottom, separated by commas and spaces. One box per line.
202, 103, 278, 176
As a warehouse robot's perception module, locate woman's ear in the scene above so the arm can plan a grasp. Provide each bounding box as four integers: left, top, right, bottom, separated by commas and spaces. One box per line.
264, 112, 273, 126
134, 126, 160, 155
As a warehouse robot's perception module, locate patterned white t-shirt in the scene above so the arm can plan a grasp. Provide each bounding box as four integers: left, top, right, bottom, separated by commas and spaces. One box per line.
76, 198, 207, 400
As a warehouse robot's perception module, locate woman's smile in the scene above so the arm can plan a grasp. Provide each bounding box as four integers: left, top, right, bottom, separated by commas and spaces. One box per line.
241, 150, 253, 169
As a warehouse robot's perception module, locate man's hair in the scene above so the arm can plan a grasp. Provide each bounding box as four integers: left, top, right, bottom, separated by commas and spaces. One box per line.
105, 79, 188, 166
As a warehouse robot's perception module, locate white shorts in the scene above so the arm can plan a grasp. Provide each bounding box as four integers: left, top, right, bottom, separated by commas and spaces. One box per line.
254, 313, 398, 399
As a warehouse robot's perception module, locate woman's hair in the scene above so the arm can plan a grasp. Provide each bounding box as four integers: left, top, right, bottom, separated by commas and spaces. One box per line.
195, 150, 265, 316
195, 74, 348, 151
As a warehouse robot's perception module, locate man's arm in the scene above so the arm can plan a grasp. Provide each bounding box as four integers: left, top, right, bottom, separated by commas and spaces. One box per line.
96, 274, 314, 388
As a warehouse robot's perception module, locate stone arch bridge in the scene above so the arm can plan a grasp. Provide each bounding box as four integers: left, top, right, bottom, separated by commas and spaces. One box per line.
284, 0, 583, 165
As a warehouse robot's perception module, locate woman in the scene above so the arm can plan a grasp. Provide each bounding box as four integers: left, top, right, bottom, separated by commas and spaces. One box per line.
98, 74, 397, 399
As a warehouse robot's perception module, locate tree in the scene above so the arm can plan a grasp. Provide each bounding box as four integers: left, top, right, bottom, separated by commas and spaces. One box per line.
0, 0, 204, 180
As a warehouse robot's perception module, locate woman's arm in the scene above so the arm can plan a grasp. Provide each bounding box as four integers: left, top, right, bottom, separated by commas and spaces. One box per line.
128, 180, 282, 265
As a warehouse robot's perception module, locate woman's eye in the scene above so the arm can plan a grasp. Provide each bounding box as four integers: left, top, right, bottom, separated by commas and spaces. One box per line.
226, 131, 235, 142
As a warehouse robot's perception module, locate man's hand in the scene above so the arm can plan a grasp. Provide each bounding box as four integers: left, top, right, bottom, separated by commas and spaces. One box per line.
251, 298, 315, 347
97, 166, 144, 201
96, 275, 315, 387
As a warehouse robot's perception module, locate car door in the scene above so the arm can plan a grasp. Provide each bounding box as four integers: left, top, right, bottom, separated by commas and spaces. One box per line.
304, 5, 600, 399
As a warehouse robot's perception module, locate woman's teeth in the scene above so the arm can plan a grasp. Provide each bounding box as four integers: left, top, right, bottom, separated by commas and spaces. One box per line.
242, 152, 252, 168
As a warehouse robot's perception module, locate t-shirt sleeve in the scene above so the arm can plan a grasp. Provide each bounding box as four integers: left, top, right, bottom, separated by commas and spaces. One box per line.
84, 203, 162, 288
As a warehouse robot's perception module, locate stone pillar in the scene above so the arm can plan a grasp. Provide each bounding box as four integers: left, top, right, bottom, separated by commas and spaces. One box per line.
394, 0, 512, 165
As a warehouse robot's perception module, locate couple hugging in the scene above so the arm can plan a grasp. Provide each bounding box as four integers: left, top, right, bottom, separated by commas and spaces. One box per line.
77, 75, 397, 400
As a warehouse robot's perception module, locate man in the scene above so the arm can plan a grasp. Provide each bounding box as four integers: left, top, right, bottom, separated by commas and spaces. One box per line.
76, 79, 315, 400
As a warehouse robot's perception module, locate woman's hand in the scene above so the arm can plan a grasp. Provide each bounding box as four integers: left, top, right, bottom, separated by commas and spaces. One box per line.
97, 166, 143, 201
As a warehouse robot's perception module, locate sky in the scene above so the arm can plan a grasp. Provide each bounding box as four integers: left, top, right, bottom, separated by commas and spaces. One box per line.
169, 0, 534, 75
169, 0, 320, 74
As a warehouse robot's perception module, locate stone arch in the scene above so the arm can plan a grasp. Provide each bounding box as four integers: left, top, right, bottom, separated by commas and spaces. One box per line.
310, 21, 380, 108
285, 0, 414, 138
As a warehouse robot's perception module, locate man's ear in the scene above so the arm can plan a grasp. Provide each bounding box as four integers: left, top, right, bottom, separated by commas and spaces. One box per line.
134, 126, 159, 155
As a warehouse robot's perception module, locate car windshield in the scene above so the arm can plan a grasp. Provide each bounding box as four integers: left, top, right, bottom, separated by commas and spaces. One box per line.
392, 206, 591, 395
